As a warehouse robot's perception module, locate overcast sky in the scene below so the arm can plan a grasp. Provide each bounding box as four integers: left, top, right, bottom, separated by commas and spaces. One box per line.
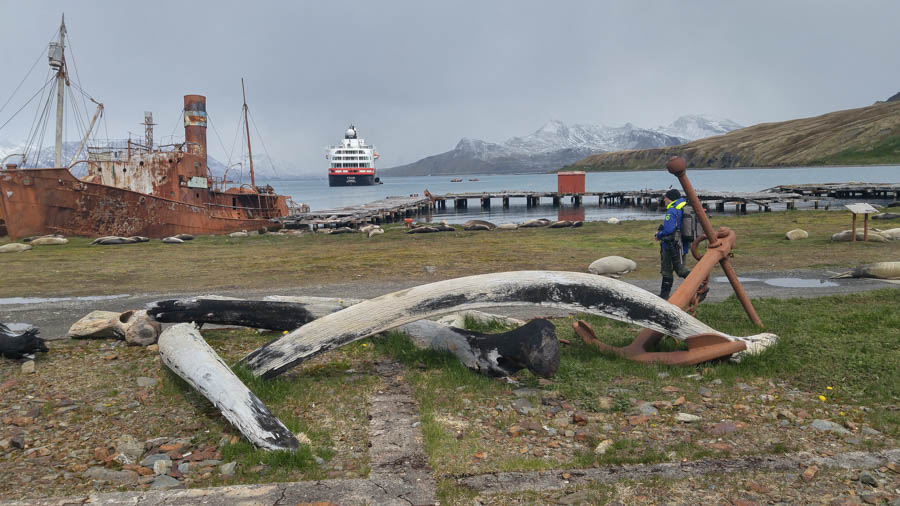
1, 0, 898, 175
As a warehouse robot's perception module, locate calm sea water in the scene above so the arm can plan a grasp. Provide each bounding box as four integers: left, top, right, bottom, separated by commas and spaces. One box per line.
263, 166, 899, 224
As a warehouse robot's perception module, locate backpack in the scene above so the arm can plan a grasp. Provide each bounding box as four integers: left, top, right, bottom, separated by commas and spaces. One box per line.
679, 204, 697, 244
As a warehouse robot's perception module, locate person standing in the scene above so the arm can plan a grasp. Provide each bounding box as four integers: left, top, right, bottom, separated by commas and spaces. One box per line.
655, 189, 691, 299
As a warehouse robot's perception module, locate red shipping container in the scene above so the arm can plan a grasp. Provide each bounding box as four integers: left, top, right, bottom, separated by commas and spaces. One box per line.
557, 171, 585, 194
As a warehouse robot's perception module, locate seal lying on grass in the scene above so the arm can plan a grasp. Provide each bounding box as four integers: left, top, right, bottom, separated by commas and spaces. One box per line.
0, 243, 31, 253
830, 262, 900, 280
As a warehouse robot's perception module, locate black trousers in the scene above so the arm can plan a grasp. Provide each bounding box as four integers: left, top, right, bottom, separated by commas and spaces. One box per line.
659, 239, 690, 299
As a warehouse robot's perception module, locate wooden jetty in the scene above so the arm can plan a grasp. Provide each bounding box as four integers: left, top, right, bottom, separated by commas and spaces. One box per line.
429, 188, 805, 213
277, 182, 895, 230
278, 194, 432, 230
763, 182, 900, 200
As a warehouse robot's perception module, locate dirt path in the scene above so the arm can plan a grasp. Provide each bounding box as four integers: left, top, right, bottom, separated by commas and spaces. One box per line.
2, 269, 894, 341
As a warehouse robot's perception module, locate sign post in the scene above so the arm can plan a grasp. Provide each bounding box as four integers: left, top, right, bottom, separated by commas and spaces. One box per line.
843, 203, 879, 242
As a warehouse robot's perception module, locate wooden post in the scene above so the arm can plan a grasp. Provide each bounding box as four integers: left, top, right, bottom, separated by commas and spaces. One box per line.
851, 213, 857, 243
863, 213, 868, 242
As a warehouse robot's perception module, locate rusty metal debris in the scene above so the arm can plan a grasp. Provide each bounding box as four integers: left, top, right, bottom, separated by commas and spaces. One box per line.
573, 156, 766, 366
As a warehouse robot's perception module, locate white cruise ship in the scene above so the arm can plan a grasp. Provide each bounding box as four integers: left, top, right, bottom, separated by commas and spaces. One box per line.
326, 125, 380, 186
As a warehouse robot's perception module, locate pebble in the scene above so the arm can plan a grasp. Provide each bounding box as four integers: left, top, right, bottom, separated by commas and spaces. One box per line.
21, 361, 35, 374
512, 398, 534, 415
593, 439, 613, 455
136, 377, 157, 388
313, 456, 325, 466
809, 419, 851, 435
698, 387, 712, 398
861, 426, 882, 436
736, 382, 752, 390
153, 459, 171, 475
859, 471, 878, 487
83, 466, 138, 484
141, 454, 171, 467
638, 403, 658, 416
220, 461, 237, 476
177, 462, 190, 474
149, 474, 181, 489
801, 465, 818, 481
676, 413, 701, 423
116, 435, 144, 464
11, 435, 25, 449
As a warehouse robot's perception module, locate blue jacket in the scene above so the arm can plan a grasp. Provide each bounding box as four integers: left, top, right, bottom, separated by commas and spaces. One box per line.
656, 198, 690, 254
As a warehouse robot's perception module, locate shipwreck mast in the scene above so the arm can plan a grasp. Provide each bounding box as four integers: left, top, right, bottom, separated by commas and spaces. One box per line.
241, 78, 256, 189
49, 15, 68, 168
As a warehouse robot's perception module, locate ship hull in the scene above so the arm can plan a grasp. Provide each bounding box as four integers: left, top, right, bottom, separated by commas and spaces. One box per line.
328, 174, 376, 187
0, 168, 288, 240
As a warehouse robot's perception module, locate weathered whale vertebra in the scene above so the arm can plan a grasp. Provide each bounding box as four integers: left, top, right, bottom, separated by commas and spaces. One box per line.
241, 271, 777, 379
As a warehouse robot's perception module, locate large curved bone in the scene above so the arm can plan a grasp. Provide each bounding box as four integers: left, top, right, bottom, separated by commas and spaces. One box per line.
242, 271, 776, 379
159, 323, 299, 451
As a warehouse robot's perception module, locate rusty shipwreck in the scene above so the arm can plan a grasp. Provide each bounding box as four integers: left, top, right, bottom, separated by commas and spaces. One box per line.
0, 17, 289, 240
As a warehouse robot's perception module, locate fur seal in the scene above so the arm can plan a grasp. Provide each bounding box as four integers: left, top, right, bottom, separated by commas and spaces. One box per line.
129, 236, 150, 243
30, 236, 68, 246
549, 220, 573, 228
784, 229, 808, 240
23, 234, 64, 243
0, 243, 32, 253
229, 231, 249, 238
874, 227, 900, 240
359, 225, 380, 234
407, 226, 440, 234
572, 221, 583, 228
162, 236, 184, 244
519, 218, 550, 228
873, 213, 900, 220
174, 234, 194, 241
588, 256, 637, 278
368, 228, 384, 238
496, 223, 518, 230
830, 229, 890, 242
90, 236, 137, 245
607, 217, 621, 225
464, 220, 496, 231
328, 227, 354, 234
831, 261, 900, 280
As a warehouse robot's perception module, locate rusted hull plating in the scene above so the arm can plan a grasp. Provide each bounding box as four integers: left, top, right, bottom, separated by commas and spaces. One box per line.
0, 167, 288, 239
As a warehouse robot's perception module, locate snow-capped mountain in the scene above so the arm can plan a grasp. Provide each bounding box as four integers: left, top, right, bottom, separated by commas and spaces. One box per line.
655, 115, 743, 141
384, 116, 743, 176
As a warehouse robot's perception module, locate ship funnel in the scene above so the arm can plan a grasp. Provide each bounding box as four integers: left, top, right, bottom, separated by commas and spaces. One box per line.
183, 95, 207, 174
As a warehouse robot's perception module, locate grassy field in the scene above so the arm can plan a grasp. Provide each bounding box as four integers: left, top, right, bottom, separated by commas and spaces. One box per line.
1, 209, 897, 297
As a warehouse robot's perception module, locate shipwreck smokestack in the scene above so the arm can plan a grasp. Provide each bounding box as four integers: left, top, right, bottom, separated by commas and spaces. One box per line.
183, 95, 207, 176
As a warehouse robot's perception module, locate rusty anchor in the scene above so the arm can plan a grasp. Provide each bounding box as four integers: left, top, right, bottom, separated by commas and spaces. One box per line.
574, 156, 766, 365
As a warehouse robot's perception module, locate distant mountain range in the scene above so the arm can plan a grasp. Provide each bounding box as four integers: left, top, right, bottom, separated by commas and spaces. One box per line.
568, 97, 900, 171
381, 115, 742, 176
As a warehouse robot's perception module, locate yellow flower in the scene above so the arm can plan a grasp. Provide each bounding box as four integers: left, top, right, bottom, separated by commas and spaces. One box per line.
362, 343, 368, 347
840, 411, 845, 416
826, 386, 833, 390
818, 395, 827, 402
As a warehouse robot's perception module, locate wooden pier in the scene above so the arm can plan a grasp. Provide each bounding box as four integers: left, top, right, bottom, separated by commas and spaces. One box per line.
429, 188, 804, 213
763, 182, 900, 200
276, 182, 895, 230
278, 194, 432, 230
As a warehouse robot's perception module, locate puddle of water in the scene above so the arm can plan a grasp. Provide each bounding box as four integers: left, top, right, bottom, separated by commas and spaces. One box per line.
763, 278, 839, 288
713, 276, 839, 288
0, 294, 130, 305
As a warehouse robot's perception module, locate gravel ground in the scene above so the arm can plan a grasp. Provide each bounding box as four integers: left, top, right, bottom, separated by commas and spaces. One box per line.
1, 269, 894, 341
